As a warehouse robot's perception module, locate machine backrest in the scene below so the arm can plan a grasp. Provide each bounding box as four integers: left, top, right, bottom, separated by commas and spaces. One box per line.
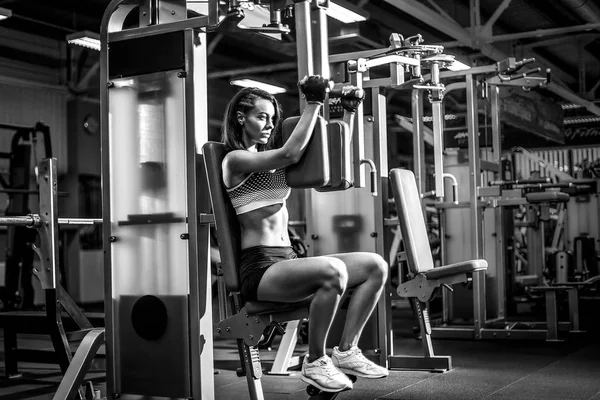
202, 141, 242, 293
389, 168, 435, 274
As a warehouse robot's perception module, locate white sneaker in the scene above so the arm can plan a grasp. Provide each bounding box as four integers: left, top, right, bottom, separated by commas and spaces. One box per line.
332, 346, 389, 378
301, 355, 353, 392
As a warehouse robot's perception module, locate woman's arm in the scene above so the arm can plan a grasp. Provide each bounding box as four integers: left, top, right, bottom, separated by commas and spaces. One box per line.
342, 111, 356, 134
225, 76, 331, 174
340, 86, 364, 134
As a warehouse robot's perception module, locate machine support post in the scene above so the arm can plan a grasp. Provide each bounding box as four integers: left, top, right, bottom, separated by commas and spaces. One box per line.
412, 90, 427, 195
294, 0, 314, 108
431, 99, 445, 199
466, 73, 486, 337
100, 1, 214, 397
350, 67, 366, 187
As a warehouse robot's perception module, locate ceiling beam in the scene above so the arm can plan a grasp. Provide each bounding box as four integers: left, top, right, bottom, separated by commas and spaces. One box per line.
483, 22, 600, 43
382, 0, 600, 117
524, 49, 575, 86
382, 0, 508, 61
424, 0, 455, 23
480, 0, 512, 36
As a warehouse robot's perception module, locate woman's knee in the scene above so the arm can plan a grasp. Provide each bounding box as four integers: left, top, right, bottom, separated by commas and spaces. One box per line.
318, 257, 348, 293
369, 253, 389, 283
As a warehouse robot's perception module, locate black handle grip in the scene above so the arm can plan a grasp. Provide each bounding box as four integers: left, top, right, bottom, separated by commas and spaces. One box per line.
329, 88, 365, 99
509, 67, 541, 81
370, 170, 378, 197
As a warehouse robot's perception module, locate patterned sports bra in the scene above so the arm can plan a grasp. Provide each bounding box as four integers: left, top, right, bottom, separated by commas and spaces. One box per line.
226, 168, 291, 215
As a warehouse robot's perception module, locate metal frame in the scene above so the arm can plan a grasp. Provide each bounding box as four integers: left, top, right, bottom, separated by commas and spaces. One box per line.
100, 1, 213, 398
0, 158, 102, 397
409, 63, 584, 342
325, 37, 460, 369
381, 0, 600, 117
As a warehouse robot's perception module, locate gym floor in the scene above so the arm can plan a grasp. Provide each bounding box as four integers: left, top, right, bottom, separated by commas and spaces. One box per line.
1, 299, 599, 400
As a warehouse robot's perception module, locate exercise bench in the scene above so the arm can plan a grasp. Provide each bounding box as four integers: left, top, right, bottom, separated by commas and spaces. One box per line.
203, 142, 311, 400
388, 168, 488, 372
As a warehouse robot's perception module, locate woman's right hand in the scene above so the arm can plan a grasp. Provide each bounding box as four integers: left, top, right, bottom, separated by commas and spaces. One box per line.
298, 75, 332, 103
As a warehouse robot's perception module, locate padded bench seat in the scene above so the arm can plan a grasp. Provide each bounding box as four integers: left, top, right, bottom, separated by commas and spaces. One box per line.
424, 260, 488, 280
245, 297, 313, 316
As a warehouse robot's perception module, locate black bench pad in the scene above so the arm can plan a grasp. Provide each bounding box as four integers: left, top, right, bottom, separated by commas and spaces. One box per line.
245, 297, 313, 316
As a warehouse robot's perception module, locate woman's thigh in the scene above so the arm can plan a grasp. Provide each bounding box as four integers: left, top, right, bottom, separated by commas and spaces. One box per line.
256, 256, 346, 302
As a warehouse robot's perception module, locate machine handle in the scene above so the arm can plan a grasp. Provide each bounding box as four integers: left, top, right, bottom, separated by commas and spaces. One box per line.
509, 67, 541, 81
370, 169, 378, 197
442, 173, 458, 205
329, 87, 365, 99
517, 58, 535, 68
360, 158, 378, 196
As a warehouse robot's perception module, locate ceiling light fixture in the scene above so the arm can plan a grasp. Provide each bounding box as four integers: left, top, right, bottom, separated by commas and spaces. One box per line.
561, 103, 584, 110
564, 116, 600, 125
230, 79, 287, 95
326, 1, 368, 24
423, 114, 459, 122
0, 7, 12, 21
66, 31, 101, 51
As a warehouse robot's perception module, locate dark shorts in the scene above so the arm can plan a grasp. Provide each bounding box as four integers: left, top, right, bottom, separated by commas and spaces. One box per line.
240, 246, 297, 301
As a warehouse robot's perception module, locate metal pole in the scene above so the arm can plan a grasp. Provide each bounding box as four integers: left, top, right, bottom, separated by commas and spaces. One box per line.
350, 66, 366, 188
311, 3, 329, 78
294, 0, 315, 256
294, 0, 314, 109
466, 74, 485, 338
0, 216, 38, 227
411, 90, 426, 194
490, 84, 506, 320
58, 218, 103, 225
431, 99, 445, 199
372, 87, 392, 367
429, 62, 445, 199
185, 23, 215, 398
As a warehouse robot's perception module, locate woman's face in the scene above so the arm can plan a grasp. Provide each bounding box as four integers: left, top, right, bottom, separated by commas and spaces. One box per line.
239, 98, 275, 149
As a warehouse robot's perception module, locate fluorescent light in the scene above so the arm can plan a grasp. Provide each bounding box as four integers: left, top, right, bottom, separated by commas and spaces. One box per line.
230, 79, 287, 94
0, 7, 12, 21
564, 116, 600, 125
446, 59, 471, 71
561, 103, 584, 110
66, 31, 101, 51
423, 114, 459, 122
326, 1, 367, 24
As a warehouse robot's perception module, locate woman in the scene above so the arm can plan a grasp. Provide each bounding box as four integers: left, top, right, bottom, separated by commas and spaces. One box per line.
221, 76, 389, 393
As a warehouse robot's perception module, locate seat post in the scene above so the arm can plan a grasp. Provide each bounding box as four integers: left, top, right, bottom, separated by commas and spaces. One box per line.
414, 300, 435, 358
239, 339, 265, 400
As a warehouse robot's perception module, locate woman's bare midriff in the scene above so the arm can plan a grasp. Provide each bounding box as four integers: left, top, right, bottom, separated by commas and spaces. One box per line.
237, 203, 291, 249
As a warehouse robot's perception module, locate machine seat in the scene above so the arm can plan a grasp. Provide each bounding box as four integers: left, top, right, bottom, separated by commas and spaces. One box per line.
424, 259, 488, 280
245, 297, 313, 316
525, 191, 570, 204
